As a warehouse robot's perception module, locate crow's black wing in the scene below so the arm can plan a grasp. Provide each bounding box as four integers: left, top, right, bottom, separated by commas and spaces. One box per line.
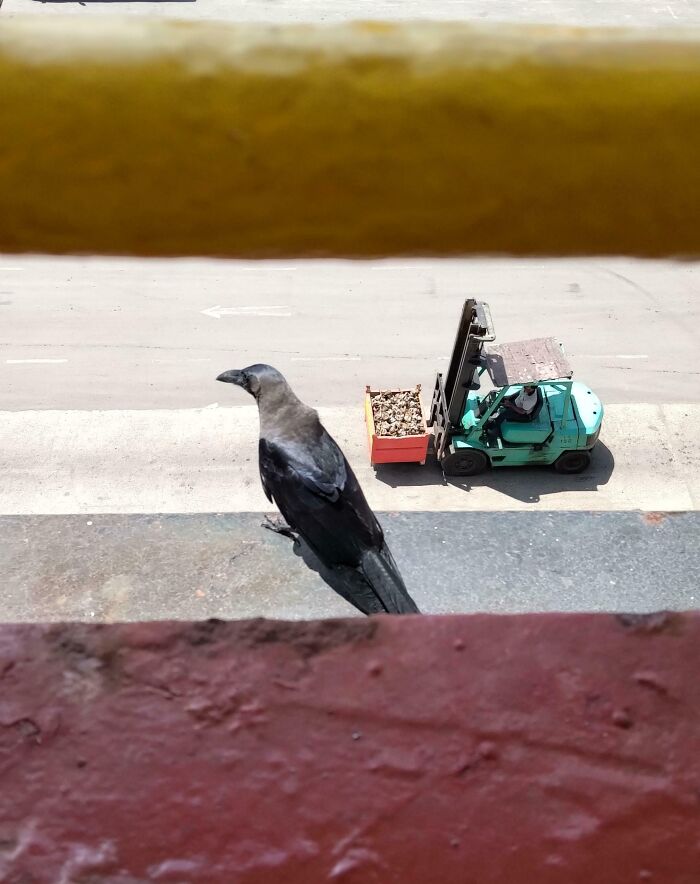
259, 435, 382, 567
259, 435, 419, 615
259, 424, 345, 503
259, 455, 274, 503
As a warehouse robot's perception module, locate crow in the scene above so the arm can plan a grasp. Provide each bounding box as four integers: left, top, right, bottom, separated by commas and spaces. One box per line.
217, 363, 419, 615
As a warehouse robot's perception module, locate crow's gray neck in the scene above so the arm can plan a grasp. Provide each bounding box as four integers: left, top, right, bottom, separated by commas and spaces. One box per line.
257, 383, 319, 440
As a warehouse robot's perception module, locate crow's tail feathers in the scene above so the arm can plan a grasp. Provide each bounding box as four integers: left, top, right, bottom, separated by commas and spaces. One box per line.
360, 545, 420, 614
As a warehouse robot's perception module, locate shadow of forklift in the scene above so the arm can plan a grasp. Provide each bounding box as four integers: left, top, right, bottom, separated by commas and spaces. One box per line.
372, 441, 615, 504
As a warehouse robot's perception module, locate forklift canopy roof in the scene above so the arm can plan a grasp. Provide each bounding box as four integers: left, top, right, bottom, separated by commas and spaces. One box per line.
483, 337, 573, 386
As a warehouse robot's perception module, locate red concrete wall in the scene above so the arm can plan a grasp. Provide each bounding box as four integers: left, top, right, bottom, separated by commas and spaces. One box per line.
0, 613, 698, 883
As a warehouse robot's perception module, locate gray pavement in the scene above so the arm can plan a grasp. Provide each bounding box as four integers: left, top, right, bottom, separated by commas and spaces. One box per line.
2, 512, 697, 621
2, 257, 698, 410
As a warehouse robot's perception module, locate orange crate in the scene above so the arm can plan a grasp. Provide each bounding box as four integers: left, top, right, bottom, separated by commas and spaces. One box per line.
365, 386, 430, 465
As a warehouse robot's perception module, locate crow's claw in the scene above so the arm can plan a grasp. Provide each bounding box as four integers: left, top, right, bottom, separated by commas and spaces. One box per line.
261, 515, 297, 540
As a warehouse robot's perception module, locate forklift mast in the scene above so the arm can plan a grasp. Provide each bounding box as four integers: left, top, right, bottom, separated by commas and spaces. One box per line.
428, 299, 495, 459
443, 299, 495, 424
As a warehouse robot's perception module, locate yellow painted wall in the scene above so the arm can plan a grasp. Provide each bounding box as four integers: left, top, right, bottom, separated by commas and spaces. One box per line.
2, 18, 700, 258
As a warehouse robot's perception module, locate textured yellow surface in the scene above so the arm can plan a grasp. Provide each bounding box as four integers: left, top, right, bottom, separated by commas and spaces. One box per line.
2, 17, 700, 258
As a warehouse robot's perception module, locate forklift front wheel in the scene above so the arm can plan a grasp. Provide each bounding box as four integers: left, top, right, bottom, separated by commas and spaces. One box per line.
441, 450, 489, 477
554, 450, 591, 474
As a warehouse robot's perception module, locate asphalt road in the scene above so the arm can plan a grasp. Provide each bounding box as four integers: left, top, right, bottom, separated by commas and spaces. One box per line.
2, 257, 698, 410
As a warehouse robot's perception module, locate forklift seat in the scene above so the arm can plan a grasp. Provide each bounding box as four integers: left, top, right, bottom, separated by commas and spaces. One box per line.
500, 388, 551, 444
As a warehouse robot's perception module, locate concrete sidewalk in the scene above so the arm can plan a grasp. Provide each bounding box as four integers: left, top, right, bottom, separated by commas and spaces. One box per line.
2, 511, 697, 621
1, 403, 698, 515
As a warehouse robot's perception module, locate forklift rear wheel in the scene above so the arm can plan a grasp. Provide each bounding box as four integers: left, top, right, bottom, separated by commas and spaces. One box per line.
442, 450, 489, 476
554, 450, 591, 474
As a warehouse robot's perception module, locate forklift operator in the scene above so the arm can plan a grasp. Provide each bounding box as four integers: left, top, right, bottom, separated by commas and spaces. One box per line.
489, 384, 538, 431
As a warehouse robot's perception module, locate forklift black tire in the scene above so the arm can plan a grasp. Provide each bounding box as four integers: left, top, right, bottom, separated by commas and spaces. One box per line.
442, 450, 489, 477
554, 450, 591, 474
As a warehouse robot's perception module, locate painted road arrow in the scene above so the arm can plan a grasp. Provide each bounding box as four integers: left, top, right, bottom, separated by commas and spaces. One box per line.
200, 305, 292, 319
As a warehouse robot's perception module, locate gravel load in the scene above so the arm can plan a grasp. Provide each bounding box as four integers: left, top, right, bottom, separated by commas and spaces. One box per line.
370, 390, 424, 437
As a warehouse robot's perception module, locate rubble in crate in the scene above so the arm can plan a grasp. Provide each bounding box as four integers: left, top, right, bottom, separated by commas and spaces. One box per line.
370, 390, 425, 437
365, 386, 430, 466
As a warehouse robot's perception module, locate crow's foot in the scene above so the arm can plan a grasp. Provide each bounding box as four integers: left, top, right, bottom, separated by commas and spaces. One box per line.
261, 515, 297, 540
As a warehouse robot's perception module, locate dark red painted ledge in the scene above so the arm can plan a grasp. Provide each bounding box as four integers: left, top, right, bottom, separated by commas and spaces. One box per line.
0, 613, 698, 883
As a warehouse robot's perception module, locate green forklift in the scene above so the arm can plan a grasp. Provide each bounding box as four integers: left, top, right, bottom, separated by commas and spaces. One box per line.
428, 300, 604, 477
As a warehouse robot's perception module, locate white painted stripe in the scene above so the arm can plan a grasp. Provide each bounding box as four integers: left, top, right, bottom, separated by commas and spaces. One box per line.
201, 305, 292, 318
228, 305, 289, 311
291, 356, 361, 362
370, 265, 428, 271
0, 404, 698, 515
578, 354, 648, 360
5, 358, 68, 365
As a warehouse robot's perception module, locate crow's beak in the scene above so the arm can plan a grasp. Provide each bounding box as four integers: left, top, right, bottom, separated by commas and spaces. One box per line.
216, 369, 246, 387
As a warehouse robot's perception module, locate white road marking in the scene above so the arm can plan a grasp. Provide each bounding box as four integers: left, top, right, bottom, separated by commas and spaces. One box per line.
369, 265, 427, 271
201, 305, 292, 319
0, 267, 24, 272
291, 356, 361, 362
5, 358, 68, 365
577, 354, 648, 360
0, 403, 698, 515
